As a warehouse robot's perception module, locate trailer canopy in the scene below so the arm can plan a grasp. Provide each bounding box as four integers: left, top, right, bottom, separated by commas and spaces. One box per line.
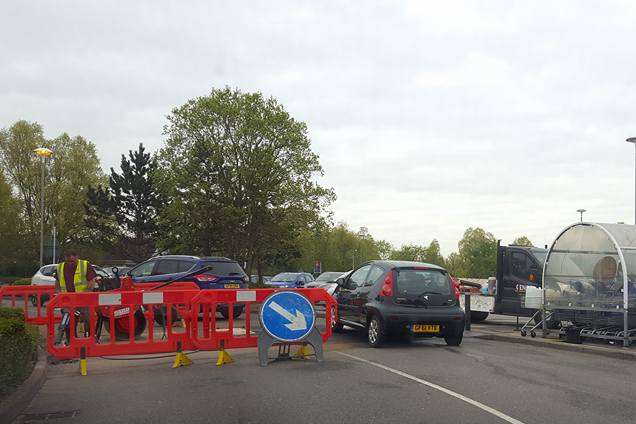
543, 222, 636, 346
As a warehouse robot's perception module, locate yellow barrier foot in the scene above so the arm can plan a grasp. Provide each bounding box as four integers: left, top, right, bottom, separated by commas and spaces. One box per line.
172, 351, 193, 368
172, 341, 192, 368
216, 348, 234, 367
80, 347, 87, 376
293, 344, 312, 359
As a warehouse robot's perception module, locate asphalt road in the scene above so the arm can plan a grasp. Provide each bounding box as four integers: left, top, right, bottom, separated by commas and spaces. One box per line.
11, 321, 636, 424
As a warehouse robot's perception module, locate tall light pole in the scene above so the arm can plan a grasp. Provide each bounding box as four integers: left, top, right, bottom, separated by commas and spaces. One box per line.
627, 138, 636, 225
34, 147, 53, 267
577, 208, 586, 222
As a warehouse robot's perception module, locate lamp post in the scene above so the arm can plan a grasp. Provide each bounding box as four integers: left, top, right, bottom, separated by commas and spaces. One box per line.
34, 147, 53, 267
627, 138, 636, 225
577, 209, 586, 222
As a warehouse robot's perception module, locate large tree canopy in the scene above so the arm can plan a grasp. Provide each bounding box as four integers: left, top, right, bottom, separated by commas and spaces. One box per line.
155, 87, 334, 274
0, 120, 102, 261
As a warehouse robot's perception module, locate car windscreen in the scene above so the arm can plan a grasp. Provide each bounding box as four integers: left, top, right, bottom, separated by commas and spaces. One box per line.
199, 261, 246, 276
315, 272, 342, 282
272, 273, 298, 282
396, 268, 451, 296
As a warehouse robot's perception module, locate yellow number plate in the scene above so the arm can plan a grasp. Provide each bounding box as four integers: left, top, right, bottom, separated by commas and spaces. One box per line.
224, 284, 240, 288
412, 324, 440, 333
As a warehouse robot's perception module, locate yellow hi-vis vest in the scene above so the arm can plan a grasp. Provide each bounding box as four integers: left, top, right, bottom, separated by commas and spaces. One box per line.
57, 260, 89, 292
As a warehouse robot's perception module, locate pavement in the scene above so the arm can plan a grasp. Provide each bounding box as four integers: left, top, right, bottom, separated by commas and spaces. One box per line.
7, 313, 636, 424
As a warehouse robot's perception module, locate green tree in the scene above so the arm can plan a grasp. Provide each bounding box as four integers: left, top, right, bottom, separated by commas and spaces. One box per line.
511, 236, 533, 247
0, 172, 30, 275
0, 121, 47, 237
156, 87, 334, 274
0, 121, 103, 261
423, 239, 445, 267
390, 244, 426, 261
84, 143, 162, 261
455, 227, 497, 278
444, 252, 465, 276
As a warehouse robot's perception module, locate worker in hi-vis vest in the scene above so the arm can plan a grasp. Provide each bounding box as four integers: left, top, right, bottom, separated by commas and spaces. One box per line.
55, 250, 98, 293
54, 250, 98, 342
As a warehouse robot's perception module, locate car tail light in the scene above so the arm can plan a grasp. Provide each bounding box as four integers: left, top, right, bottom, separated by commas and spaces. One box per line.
451, 277, 461, 300
380, 271, 394, 297
195, 274, 219, 282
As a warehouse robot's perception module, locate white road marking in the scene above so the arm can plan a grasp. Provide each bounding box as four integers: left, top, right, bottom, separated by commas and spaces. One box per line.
336, 351, 526, 424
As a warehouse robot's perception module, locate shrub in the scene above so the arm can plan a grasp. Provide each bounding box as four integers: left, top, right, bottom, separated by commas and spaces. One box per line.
11, 278, 32, 286
0, 308, 38, 397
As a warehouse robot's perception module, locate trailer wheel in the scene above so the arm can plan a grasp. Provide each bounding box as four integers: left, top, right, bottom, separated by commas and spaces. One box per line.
470, 311, 489, 322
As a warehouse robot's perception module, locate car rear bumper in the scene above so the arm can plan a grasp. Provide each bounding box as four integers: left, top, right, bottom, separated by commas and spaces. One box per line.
376, 305, 465, 336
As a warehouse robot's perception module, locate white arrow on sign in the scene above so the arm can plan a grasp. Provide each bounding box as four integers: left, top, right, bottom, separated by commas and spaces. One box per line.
269, 301, 308, 331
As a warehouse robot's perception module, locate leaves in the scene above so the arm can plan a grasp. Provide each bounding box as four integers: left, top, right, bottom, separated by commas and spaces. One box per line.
155, 87, 334, 272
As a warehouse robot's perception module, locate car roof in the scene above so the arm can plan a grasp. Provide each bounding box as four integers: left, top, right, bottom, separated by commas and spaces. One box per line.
147, 255, 235, 262
368, 260, 447, 271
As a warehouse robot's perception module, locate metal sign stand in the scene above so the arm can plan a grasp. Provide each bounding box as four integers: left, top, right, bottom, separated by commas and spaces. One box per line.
257, 291, 324, 367
257, 327, 324, 367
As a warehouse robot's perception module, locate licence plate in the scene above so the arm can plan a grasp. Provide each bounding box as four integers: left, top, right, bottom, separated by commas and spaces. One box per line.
224, 284, 240, 288
412, 324, 440, 333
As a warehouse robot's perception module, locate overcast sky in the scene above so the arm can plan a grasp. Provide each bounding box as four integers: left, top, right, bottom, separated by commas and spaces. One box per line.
2, 1, 636, 254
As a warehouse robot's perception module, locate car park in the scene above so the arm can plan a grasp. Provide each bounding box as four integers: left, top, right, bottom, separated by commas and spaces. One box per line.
126, 255, 249, 318
266, 272, 314, 288
333, 260, 465, 347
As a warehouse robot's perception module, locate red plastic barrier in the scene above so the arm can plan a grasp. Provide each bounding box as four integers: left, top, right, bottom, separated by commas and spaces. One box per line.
190, 288, 337, 351
0, 284, 56, 324
46, 288, 336, 360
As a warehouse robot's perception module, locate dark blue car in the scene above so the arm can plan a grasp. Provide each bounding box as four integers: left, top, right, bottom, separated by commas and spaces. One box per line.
266, 272, 314, 288
127, 255, 248, 318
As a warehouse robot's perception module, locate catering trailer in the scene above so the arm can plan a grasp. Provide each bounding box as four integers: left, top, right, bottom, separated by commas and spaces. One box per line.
459, 243, 547, 322
543, 222, 636, 347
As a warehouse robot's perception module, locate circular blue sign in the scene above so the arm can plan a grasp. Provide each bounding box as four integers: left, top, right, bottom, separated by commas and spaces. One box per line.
260, 291, 315, 342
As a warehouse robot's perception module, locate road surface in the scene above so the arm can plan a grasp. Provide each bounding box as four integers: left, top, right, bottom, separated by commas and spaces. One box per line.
12, 324, 635, 424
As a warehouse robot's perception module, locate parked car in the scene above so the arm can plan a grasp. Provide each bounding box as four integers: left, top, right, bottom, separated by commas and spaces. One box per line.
306, 271, 349, 296
333, 260, 465, 347
32, 264, 57, 286
266, 272, 314, 288
126, 255, 248, 319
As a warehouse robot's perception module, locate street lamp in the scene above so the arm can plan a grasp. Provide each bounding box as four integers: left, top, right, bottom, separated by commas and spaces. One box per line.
627, 138, 636, 225
34, 147, 53, 267
577, 209, 586, 222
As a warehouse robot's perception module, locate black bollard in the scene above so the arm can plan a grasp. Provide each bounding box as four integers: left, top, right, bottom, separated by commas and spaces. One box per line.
464, 293, 471, 331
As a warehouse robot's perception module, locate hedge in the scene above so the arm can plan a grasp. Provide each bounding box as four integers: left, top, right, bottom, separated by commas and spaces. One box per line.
0, 307, 38, 397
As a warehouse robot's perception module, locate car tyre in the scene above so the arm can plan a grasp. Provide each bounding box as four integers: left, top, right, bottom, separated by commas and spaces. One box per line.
367, 314, 385, 348
444, 329, 463, 346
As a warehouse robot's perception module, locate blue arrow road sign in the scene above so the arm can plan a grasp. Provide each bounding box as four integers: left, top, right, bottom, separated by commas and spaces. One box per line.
260, 291, 315, 342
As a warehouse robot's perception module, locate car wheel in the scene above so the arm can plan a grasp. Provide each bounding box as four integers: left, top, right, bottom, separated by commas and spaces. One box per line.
444, 329, 463, 346
367, 314, 385, 348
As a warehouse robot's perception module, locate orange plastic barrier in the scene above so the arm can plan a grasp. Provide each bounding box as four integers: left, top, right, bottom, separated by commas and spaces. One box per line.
0, 284, 56, 325
46, 288, 336, 360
